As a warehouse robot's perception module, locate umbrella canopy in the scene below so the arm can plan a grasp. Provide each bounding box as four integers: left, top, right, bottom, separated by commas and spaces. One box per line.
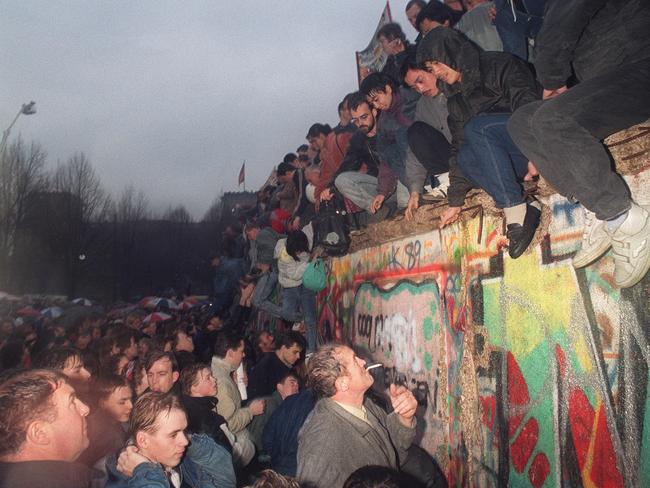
16, 306, 41, 317
107, 305, 137, 319
143, 312, 172, 323
178, 300, 196, 312
140, 297, 178, 311
0, 291, 20, 301
71, 297, 93, 307
138, 296, 157, 308
41, 306, 64, 319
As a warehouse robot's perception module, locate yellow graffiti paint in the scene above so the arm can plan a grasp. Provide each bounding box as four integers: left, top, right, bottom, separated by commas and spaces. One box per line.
574, 335, 593, 374
484, 252, 580, 357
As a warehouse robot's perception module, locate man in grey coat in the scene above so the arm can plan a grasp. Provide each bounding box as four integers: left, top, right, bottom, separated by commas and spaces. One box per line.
297, 344, 417, 488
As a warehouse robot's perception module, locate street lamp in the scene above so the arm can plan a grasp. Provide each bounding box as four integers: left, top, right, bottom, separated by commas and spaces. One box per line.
0, 101, 37, 154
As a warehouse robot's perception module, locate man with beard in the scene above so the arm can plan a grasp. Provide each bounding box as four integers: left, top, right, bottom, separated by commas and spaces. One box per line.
333, 92, 410, 222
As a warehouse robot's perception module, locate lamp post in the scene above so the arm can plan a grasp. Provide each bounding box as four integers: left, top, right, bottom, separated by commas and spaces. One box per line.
0, 101, 37, 155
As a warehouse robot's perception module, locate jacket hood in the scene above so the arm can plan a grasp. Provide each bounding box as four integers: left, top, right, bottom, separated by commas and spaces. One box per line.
416, 27, 481, 97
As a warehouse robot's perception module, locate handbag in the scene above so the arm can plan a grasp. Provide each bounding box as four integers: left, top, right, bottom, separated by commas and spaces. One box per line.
303, 258, 328, 292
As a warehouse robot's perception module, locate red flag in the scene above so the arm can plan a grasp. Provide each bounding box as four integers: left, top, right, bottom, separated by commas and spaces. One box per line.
238, 161, 245, 186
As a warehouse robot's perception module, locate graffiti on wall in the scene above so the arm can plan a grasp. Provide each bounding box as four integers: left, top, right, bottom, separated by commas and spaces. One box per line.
318, 172, 650, 487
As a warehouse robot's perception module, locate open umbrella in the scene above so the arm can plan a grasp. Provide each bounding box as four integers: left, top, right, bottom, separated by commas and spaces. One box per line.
107, 305, 136, 319
143, 312, 172, 323
178, 300, 196, 312
41, 307, 64, 319
141, 297, 178, 310
16, 306, 41, 317
71, 297, 92, 307
138, 296, 157, 308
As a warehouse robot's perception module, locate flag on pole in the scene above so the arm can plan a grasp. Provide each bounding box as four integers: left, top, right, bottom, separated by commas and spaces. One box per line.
355, 1, 392, 86
238, 161, 245, 186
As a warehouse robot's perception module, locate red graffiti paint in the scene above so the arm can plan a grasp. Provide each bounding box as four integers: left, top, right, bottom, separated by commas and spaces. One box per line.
568, 388, 595, 471
568, 388, 623, 486
507, 352, 530, 438
480, 395, 496, 430
510, 417, 539, 473
528, 452, 550, 488
591, 403, 624, 487
555, 344, 567, 378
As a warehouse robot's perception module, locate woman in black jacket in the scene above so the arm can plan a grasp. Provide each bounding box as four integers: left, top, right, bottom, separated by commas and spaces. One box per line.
416, 27, 542, 258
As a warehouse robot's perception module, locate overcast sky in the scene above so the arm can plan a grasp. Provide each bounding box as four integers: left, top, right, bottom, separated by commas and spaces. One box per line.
1, 1, 417, 219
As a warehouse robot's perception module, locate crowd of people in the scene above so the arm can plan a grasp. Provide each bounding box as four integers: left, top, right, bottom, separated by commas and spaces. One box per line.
1, 0, 649, 486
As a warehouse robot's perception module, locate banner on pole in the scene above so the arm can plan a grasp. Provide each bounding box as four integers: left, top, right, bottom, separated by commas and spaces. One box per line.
238, 161, 245, 186
355, 1, 392, 86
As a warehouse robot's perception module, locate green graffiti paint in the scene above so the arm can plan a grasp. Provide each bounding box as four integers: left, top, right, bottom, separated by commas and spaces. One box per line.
424, 317, 434, 341
424, 351, 433, 371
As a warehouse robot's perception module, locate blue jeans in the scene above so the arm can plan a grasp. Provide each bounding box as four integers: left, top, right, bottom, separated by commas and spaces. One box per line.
251, 270, 283, 318
494, 0, 546, 61
282, 285, 318, 352
457, 113, 528, 209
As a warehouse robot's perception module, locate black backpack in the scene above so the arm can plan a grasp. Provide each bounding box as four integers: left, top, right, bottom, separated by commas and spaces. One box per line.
313, 196, 350, 257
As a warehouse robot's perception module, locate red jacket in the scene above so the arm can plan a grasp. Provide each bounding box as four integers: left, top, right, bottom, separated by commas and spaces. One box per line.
315, 131, 353, 199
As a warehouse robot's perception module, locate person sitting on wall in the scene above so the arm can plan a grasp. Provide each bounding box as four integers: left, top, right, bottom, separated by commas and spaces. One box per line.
416, 27, 543, 259
333, 92, 410, 223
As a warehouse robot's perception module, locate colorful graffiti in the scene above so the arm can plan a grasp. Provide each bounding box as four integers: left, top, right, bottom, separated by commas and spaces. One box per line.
318, 172, 650, 487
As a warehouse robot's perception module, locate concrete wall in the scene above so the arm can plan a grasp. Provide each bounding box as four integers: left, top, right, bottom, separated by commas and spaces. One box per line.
318, 170, 650, 487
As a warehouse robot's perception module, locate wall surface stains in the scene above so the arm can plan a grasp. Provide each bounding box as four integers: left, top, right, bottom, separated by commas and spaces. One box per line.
318, 172, 650, 487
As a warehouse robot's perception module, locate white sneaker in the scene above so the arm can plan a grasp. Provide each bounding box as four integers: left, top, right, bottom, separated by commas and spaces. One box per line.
424, 172, 450, 199
609, 203, 650, 288
572, 210, 612, 268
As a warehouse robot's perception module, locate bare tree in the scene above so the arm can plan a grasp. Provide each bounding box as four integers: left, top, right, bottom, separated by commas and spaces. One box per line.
52, 152, 112, 223
114, 185, 150, 299
163, 204, 193, 224
117, 185, 150, 223
202, 192, 224, 223
0, 138, 48, 287
50, 152, 113, 297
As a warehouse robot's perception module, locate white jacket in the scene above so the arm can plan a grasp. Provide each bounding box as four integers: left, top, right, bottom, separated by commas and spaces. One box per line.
274, 238, 309, 288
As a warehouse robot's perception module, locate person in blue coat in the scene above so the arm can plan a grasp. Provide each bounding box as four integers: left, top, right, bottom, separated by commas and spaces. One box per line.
105, 392, 235, 488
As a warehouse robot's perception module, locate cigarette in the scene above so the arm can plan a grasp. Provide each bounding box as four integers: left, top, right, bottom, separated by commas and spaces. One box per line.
365, 363, 382, 371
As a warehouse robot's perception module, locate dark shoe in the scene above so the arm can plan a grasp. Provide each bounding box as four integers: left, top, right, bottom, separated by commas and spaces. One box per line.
506, 204, 541, 259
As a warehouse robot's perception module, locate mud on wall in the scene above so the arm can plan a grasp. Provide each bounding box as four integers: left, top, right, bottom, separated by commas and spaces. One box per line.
317, 171, 650, 487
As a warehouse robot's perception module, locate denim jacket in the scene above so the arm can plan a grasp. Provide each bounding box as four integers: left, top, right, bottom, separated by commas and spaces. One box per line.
105, 433, 236, 488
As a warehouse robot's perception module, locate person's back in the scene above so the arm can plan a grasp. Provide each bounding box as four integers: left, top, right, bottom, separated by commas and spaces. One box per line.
456, 2, 502, 51
263, 389, 316, 476
535, 0, 650, 86
256, 227, 284, 266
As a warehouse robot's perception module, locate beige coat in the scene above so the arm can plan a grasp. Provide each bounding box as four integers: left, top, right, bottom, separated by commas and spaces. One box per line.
211, 357, 253, 434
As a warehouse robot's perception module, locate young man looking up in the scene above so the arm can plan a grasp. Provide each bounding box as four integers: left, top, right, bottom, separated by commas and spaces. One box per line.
297, 344, 417, 488
0, 369, 92, 488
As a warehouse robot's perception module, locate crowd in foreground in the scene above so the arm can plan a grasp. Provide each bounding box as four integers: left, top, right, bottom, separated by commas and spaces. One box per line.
0, 302, 444, 488
1, 0, 649, 486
